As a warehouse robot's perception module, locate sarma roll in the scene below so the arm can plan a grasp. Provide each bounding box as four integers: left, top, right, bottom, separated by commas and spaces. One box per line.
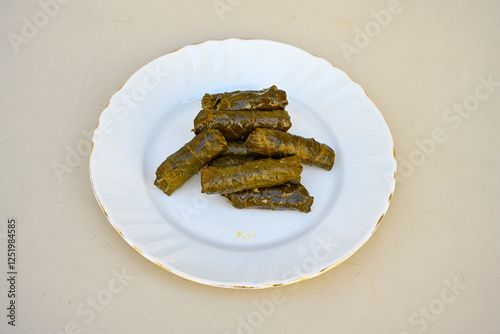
209, 156, 302, 183
201, 157, 302, 194
210, 154, 259, 167
225, 183, 314, 213
193, 109, 292, 141
154, 129, 228, 196
245, 128, 335, 170
202, 86, 288, 111
221, 141, 251, 156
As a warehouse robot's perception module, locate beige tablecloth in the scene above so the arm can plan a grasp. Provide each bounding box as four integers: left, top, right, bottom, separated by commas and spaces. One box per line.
1, 0, 499, 333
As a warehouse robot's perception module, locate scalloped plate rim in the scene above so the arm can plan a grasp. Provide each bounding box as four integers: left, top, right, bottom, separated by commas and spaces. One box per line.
89, 38, 397, 289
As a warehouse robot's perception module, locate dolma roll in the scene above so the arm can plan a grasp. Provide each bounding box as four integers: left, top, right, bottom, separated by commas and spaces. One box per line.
210, 156, 301, 185
202, 86, 288, 111
210, 154, 259, 167
193, 109, 292, 141
221, 141, 251, 156
224, 183, 314, 213
245, 128, 335, 170
154, 129, 228, 196
201, 157, 302, 194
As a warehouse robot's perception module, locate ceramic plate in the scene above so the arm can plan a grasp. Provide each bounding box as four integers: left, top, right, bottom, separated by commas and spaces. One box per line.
89, 39, 397, 288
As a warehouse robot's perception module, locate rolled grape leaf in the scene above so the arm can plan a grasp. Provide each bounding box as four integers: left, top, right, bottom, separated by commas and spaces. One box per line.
224, 183, 314, 213
201, 157, 302, 194
210, 155, 302, 184
213, 141, 261, 166
202, 85, 288, 111
193, 109, 292, 141
222, 141, 251, 156
154, 129, 228, 196
210, 154, 259, 167
245, 128, 335, 170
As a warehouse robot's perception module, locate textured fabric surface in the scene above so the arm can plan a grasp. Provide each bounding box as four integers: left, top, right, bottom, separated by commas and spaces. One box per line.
0, 0, 499, 333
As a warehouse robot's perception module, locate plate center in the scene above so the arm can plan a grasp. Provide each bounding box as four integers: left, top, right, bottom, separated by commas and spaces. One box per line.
144, 88, 343, 249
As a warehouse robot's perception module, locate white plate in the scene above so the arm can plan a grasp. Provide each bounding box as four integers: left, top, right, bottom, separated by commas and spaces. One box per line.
89, 39, 397, 288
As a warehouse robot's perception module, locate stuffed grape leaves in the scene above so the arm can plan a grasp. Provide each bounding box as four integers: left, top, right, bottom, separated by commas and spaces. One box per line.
210, 156, 302, 185
221, 141, 251, 156
154, 129, 228, 196
202, 85, 288, 111
245, 128, 335, 170
193, 109, 292, 141
225, 183, 314, 213
201, 157, 302, 194
210, 154, 259, 167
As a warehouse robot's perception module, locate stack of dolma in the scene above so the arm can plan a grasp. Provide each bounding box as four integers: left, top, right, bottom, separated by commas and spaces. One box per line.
154, 86, 335, 213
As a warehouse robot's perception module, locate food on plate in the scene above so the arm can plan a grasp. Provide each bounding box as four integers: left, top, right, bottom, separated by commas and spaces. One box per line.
224, 183, 314, 213
212, 141, 261, 166
154, 129, 228, 196
210, 154, 259, 167
201, 157, 302, 195
221, 141, 252, 156
202, 85, 288, 111
154, 85, 335, 213
245, 128, 335, 170
193, 109, 292, 141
